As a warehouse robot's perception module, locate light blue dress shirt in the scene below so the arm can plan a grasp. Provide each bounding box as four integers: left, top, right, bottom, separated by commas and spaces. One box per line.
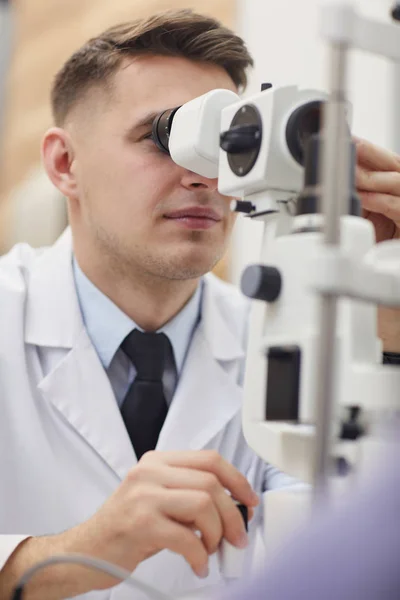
72, 258, 202, 408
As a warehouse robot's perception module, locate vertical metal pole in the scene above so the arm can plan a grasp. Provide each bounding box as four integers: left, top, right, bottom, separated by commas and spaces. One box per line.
390, 63, 400, 154
390, 5, 400, 154
312, 42, 350, 507
0, 0, 12, 162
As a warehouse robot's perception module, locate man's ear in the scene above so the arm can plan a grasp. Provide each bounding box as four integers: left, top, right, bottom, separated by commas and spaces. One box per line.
41, 127, 78, 199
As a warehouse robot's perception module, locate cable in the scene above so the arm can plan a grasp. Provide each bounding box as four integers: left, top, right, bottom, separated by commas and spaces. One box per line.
11, 553, 172, 600
10, 506, 248, 599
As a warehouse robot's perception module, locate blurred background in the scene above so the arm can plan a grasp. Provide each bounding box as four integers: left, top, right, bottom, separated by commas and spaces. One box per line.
0, 0, 397, 282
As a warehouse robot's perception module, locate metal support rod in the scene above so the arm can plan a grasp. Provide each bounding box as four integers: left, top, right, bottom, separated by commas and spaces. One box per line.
0, 0, 12, 165
391, 5, 400, 154
312, 42, 350, 507
390, 63, 400, 154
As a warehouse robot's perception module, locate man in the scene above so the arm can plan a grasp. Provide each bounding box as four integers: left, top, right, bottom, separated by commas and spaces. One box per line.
0, 8, 400, 600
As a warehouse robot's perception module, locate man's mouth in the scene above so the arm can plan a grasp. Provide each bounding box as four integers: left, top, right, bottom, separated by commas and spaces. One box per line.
163, 207, 222, 230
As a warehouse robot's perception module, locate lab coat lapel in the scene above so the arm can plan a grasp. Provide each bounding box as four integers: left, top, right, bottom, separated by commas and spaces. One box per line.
38, 329, 137, 480
157, 276, 246, 451
25, 229, 136, 481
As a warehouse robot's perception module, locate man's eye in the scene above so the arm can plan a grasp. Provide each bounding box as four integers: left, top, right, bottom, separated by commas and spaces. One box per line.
141, 133, 154, 142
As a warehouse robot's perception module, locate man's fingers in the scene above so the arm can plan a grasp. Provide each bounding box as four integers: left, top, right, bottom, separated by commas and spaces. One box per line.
358, 190, 400, 226
208, 487, 250, 548
155, 519, 210, 578
162, 489, 224, 555
141, 450, 259, 508
161, 468, 249, 547
356, 167, 400, 196
132, 463, 252, 548
355, 137, 400, 172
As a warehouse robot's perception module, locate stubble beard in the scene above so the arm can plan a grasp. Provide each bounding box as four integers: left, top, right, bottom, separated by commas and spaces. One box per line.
94, 226, 227, 283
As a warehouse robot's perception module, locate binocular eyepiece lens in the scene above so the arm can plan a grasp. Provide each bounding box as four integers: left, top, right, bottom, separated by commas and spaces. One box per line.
151, 106, 181, 154
286, 100, 323, 166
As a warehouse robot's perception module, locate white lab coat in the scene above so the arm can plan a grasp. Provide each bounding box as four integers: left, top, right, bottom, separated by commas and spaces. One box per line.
0, 229, 292, 599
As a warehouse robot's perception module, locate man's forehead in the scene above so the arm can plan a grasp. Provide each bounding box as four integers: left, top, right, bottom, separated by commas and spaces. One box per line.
113, 54, 237, 118
117, 53, 235, 85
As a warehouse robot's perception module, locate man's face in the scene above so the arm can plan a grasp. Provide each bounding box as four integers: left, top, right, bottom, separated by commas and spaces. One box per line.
67, 55, 238, 281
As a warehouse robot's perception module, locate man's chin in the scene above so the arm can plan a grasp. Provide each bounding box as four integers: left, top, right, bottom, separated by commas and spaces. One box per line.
161, 264, 213, 281
158, 254, 223, 281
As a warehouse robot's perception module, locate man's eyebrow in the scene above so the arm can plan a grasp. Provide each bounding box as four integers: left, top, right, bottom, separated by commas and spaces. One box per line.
126, 111, 160, 135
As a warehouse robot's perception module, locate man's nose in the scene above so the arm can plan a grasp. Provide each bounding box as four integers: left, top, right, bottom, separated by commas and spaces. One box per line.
180, 168, 218, 192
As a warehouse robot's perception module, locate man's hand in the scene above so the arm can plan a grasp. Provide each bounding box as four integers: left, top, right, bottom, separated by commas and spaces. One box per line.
353, 138, 400, 351
0, 450, 259, 600
355, 137, 400, 242
83, 450, 258, 586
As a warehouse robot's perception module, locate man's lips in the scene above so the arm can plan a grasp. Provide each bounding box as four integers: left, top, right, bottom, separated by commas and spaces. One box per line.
163, 207, 222, 221
163, 207, 223, 230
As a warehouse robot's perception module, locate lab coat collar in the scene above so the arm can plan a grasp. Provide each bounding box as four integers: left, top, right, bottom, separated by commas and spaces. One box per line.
157, 274, 246, 451
25, 228, 83, 347
38, 326, 137, 480
157, 324, 244, 452
25, 228, 246, 363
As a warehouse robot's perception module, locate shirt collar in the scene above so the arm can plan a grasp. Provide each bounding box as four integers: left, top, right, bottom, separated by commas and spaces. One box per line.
72, 258, 202, 374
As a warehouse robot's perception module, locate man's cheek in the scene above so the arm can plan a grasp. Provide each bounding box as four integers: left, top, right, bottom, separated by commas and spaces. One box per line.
227, 212, 237, 230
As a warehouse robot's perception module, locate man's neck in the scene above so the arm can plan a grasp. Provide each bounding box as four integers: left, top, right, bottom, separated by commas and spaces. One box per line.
74, 254, 200, 331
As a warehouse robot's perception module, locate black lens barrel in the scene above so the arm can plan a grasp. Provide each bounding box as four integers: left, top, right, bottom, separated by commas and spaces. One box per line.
285, 101, 323, 166
151, 106, 181, 154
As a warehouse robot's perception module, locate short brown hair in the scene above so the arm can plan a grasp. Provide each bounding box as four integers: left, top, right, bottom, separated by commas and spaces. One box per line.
51, 9, 254, 126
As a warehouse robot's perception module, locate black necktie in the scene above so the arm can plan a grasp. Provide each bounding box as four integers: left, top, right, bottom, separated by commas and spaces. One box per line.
121, 329, 171, 459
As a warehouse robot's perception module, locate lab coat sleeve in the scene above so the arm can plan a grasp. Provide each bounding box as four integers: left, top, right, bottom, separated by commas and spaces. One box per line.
262, 462, 306, 491
262, 459, 311, 497
257, 463, 309, 537
0, 535, 30, 570
243, 457, 309, 542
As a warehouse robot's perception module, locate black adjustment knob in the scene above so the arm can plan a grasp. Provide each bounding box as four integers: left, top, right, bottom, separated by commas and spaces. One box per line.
230, 199, 256, 214
392, 3, 400, 20
235, 503, 248, 532
220, 124, 261, 154
339, 405, 365, 441
241, 264, 282, 302
261, 83, 273, 91
334, 456, 352, 476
